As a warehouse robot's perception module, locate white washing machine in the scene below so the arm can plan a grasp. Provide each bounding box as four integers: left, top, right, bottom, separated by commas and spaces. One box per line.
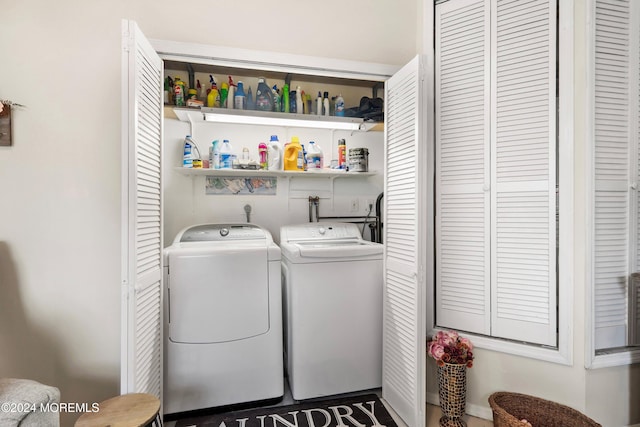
163, 224, 283, 414
280, 222, 383, 401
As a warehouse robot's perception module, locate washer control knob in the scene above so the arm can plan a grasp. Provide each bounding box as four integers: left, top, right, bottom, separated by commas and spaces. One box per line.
220, 228, 230, 237
318, 227, 326, 235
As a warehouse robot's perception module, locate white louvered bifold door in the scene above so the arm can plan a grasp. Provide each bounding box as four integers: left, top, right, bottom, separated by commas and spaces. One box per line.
490, 0, 557, 346
435, 0, 491, 335
121, 20, 164, 398
382, 55, 426, 427
593, 0, 633, 350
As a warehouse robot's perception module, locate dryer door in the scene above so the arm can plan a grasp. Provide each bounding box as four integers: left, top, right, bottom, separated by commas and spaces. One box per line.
168, 245, 269, 343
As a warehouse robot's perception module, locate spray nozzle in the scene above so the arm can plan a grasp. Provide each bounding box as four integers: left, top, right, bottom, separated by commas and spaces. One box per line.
228, 75, 236, 87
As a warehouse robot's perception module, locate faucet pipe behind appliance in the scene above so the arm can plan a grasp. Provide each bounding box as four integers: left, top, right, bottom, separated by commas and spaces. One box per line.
307, 196, 379, 242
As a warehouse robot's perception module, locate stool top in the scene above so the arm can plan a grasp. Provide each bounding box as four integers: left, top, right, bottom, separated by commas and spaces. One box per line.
75, 393, 160, 427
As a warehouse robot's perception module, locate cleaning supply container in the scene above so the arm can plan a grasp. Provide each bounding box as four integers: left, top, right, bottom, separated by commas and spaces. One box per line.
268, 135, 283, 170
306, 141, 323, 170
220, 139, 233, 169
348, 148, 369, 172
284, 136, 304, 171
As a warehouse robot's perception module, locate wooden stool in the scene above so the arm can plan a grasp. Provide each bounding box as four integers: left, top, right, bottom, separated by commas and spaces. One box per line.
75, 393, 162, 427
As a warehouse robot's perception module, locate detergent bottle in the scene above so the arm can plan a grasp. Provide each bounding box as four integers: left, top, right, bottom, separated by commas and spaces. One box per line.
256, 78, 274, 111
234, 81, 246, 110
183, 135, 194, 168
284, 136, 304, 171
306, 141, 324, 170
272, 85, 281, 112
268, 135, 283, 170
220, 139, 233, 169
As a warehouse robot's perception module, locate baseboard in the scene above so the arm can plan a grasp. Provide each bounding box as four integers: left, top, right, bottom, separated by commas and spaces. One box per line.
428, 394, 640, 427
426, 392, 494, 421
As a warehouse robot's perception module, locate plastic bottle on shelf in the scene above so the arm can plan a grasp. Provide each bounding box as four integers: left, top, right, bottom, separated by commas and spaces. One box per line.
289, 89, 297, 113
209, 140, 220, 169
219, 82, 229, 108
306, 94, 313, 115
296, 86, 303, 114
234, 81, 246, 110
283, 84, 290, 113
183, 135, 194, 168
220, 139, 233, 169
306, 141, 324, 170
259, 142, 268, 169
316, 91, 322, 115
323, 91, 330, 116
284, 136, 304, 171
198, 79, 207, 101
207, 76, 218, 108
256, 78, 274, 111
246, 86, 255, 110
268, 135, 283, 170
272, 85, 281, 112
301, 143, 308, 170
227, 76, 235, 109
335, 93, 345, 116
174, 77, 186, 107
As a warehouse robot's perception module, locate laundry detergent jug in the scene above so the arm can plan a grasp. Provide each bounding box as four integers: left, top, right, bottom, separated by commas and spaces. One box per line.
283, 136, 304, 171
268, 135, 282, 170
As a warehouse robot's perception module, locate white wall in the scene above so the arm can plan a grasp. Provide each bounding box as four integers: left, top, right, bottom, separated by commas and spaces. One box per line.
163, 119, 384, 244
0, 1, 416, 426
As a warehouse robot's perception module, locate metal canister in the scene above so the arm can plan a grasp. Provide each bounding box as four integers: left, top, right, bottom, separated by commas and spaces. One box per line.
338, 139, 347, 169
348, 148, 369, 172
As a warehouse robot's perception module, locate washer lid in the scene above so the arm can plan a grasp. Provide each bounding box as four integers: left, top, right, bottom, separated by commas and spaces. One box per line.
178, 224, 267, 243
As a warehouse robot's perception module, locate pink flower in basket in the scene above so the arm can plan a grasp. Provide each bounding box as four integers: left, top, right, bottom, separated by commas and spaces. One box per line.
427, 330, 474, 368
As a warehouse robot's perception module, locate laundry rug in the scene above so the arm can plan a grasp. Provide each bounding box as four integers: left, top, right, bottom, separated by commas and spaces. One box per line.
175, 394, 398, 427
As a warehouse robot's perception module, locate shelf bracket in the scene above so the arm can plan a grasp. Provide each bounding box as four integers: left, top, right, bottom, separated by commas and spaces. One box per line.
187, 113, 196, 138
372, 82, 384, 99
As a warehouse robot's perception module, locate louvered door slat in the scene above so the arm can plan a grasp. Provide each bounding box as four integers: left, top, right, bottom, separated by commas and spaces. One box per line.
593, 0, 632, 350
490, 0, 557, 346
382, 55, 425, 427
121, 20, 163, 399
436, 0, 491, 335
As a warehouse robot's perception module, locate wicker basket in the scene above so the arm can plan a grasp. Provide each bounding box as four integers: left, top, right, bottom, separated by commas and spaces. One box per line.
488, 392, 601, 427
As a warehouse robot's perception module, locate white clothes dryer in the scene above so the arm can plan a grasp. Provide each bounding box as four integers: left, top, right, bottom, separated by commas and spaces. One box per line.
163, 224, 283, 414
279, 223, 383, 401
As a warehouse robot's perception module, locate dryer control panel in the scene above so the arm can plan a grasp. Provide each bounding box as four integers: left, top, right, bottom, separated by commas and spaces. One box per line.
179, 224, 267, 242
282, 223, 361, 242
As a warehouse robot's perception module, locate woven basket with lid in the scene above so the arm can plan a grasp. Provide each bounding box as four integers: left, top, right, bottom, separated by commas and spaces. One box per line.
488, 392, 601, 427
